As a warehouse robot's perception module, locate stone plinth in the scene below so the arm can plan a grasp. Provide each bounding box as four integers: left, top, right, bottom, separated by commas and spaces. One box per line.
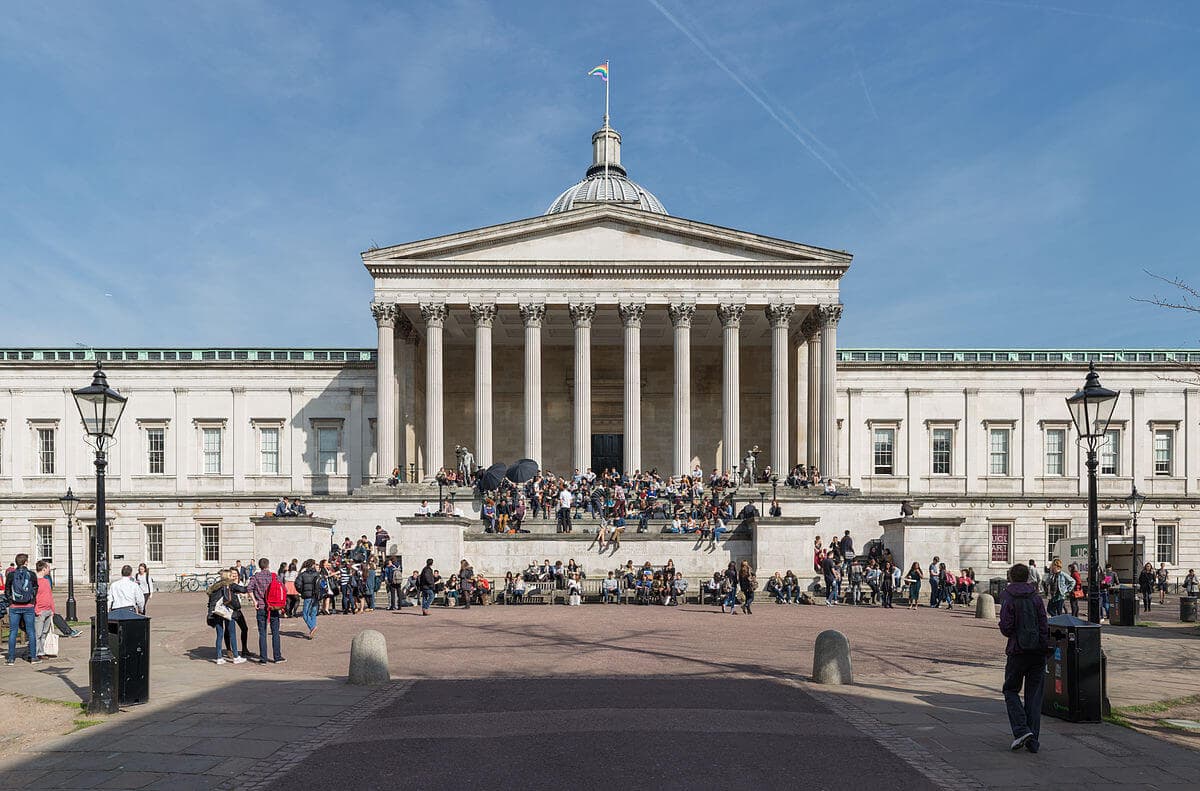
878, 516, 966, 574
250, 516, 337, 565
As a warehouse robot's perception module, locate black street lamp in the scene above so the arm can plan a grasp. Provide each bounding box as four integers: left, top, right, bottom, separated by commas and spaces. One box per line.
1124, 485, 1146, 583
59, 488, 80, 622
1066, 363, 1119, 625
72, 363, 128, 715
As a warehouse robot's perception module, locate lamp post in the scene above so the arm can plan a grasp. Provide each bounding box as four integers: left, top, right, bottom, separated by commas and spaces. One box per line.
449, 490, 457, 517
59, 488, 80, 622
1065, 363, 1120, 625
72, 363, 128, 715
1124, 485, 1146, 583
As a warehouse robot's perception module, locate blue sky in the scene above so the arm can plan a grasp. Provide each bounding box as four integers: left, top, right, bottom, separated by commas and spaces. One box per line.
2, 0, 1197, 349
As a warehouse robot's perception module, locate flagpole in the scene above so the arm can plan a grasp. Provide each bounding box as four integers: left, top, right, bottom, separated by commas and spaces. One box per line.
604, 60, 610, 179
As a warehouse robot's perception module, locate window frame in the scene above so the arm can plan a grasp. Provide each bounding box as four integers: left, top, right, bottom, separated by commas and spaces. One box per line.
930, 426, 954, 476
1152, 427, 1175, 477
144, 522, 164, 564
31, 423, 58, 475
260, 426, 281, 475
989, 521, 1012, 564
1099, 427, 1121, 476
987, 426, 1012, 477
146, 426, 166, 475
1156, 522, 1176, 565
34, 522, 53, 564
199, 522, 221, 565
1044, 427, 1066, 477
1046, 521, 1069, 565
309, 418, 345, 476
872, 427, 896, 476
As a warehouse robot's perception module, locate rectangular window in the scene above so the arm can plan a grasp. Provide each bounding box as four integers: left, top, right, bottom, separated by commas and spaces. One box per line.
318, 427, 339, 474
1100, 429, 1120, 476
147, 427, 165, 474
1157, 524, 1176, 565
1046, 522, 1068, 564
145, 523, 163, 563
260, 427, 280, 474
988, 428, 1010, 476
1044, 429, 1065, 476
990, 523, 1011, 564
202, 428, 222, 474
872, 428, 895, 475
1154, 430, 1173, 476
38, 428, 55, 475
35, 524, 53, 563
201, 523, 220, 563
931, 428, 952, 475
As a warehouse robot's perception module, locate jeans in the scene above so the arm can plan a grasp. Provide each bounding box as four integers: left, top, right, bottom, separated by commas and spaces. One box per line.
1048, 598, 1064, 616
388, 586, 402, 610
420, 589, 435, 611
601, 590, 618, 604
825, 578, 837, 604
215, 618, 238, 659
341, 589, 353, 614
1003, 652, 1046, 740
783, 584, 797, 603
301, 598, 318, 631
256, 609, 282, 661
722, 589, 738, 611
743, 591, 754, 610
1099, 591, 1110, 618
929, 580, 940, 607
7, 609, 36, 661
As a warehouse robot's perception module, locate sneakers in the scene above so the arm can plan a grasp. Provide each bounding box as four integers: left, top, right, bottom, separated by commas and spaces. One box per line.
215, 658, 227, 665
232, 656, 247, 665
29, 659, 41, 666
1025, 739, 1040, 754
274, 658, 287, 664
69, 630, 82, 638
1011, 732, 1033, 751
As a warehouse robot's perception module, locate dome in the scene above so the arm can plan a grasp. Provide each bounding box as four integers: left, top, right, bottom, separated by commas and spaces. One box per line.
545, 122, 667, 215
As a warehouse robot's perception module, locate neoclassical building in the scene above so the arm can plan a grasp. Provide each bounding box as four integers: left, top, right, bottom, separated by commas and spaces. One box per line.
1, 120, 1197, 582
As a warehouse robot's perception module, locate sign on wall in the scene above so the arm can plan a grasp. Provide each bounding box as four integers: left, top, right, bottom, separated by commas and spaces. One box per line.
990, 523, 1011, 564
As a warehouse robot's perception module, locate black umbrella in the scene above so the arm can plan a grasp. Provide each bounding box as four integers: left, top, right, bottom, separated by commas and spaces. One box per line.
477, 462, 508, 492
506, 458, 540, 484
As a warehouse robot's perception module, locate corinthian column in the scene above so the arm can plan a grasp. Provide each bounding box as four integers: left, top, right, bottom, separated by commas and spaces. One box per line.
717, 303, 745, 473
766, 303, 794, 479
619, 302, 646, 474
818, 304, 843, 477
668, 302, 695, 476
801, 311, 821, 469
420, 302, 448, 480
519, 303, 546, 463
569, 303, 596, 474
469, 303, 497, 468
371, 301, 398, 482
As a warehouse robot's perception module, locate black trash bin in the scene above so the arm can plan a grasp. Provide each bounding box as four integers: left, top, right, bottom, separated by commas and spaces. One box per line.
1112, 585, 1136, 627
989, 578, 1007, 599
90, 612, 151, 706
1042, 614, 1103, 723
1182, 597, 1198, 623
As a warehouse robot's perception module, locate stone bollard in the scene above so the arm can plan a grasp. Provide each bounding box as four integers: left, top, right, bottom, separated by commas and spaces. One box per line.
975, 593, 996, 620
812, 629, 852, 685
348, 629, 390, 686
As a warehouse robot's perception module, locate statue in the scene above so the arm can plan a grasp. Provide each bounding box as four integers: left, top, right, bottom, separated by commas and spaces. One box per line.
457, 446, 474, 481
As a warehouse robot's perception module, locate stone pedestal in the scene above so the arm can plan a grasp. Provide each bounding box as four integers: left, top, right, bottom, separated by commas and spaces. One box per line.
878, 516, 966, 574
250, 516, 337, 565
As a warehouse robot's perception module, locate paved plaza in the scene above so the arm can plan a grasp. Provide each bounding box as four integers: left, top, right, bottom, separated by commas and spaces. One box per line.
0, 592, 1197, 790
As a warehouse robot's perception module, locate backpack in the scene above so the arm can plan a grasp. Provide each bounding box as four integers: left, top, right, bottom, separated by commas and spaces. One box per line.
1012, 593, 1045, 653
265, 573, 286, 610
749, 574, 759, 592
8, 567, 33, 605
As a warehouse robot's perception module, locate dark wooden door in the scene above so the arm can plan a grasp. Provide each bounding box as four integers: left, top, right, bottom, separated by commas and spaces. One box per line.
591, 434, 623, 475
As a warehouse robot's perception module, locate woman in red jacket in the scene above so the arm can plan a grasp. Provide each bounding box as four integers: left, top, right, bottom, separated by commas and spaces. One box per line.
1068, 563, 1084, 618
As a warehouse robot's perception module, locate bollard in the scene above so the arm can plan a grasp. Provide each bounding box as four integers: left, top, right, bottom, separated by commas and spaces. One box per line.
975, 593, 996, 620
812, 629, 852, 685
348, 629, 390, 686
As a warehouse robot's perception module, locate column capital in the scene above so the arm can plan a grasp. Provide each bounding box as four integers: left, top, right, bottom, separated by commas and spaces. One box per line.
618, 302, 646, 327
370, 301, 399, 328
668, 302, 696, 328
818, 303, 844, 327
519, 302, 546, 328
765, 303, 794, 329
420, 302, 448, 327
717, 303, 745, 328
569, 302, 597, 328
469, 303, 498, 327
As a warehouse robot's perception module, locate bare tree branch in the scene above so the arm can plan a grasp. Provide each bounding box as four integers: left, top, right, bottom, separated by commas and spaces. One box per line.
1132, 270, 1200, 313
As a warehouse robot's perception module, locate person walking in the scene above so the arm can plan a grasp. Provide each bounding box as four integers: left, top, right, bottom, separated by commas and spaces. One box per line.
458, 559, 476, 609
1045, 559, 1070, 617
1137, 562, 1155, 613
998, 562, 1049, 753
1156, 563, 1170, 605
419, 558, 437, 616
33, 561, 56, 659
927, 556, 941, 608
206, 569, 248, 665
384, 558, 402, 610
107, 565, 145, 615
905, 562, 923, 609
880, 561, 895, 609
1184, 569, 1199, 598
822, 552, 838, 606
247, 558, 285, 664
720, 562, 739, 615
738, 561, 756, 615
295, 559, 320, 639
134, 563, 154, 614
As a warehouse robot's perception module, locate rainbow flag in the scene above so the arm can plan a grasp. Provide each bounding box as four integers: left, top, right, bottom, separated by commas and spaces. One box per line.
588, 62, 608, 82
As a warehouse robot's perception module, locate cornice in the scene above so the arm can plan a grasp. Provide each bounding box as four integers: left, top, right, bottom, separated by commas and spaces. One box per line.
365, 261, 849, 278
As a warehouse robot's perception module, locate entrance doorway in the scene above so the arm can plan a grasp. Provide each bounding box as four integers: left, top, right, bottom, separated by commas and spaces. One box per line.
591, 434, 623, 474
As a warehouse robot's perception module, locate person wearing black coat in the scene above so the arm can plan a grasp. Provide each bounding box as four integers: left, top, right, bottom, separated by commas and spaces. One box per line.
419, 559, 437, 615
206, 570, 249, 664
295, 559, 321, 638
1137, 562, 1155, 612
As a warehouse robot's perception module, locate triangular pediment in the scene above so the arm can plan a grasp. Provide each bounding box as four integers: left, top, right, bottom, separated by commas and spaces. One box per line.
362, 205, 850, 266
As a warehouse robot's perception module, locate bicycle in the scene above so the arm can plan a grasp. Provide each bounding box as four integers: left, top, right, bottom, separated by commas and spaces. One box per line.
177, 572, 222, 592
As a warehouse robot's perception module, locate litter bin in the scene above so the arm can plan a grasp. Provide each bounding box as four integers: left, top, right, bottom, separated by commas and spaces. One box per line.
1042, 614, 1103, 723
1182, 597, 1198, 623
90, 612, 151, 706
989, 578, 1007, 599
1111, 585, 1136, 627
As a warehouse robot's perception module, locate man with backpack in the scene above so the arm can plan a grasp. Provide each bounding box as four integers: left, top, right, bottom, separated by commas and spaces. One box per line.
998, 562, 1050, 754
247, 557, 286, 664
5, 554, 39, 665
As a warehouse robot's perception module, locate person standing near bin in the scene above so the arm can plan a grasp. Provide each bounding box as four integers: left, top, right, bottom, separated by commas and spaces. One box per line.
107, 564, 145, 616
1185, 569, 1198, 598
1137, 562, 1155, 613
247, 558, 285, 664
999, 562, 1050, 754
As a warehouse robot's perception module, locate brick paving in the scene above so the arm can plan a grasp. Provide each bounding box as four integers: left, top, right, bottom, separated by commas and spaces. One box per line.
0, 592, 1195, 789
